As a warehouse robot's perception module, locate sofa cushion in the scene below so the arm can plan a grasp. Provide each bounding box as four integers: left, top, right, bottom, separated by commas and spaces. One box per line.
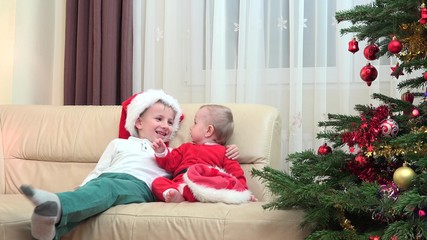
63, 202, 309, 240
0, 195, 310, 240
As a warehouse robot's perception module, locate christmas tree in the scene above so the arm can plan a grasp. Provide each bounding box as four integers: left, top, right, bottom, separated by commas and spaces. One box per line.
252, 1, 427, 239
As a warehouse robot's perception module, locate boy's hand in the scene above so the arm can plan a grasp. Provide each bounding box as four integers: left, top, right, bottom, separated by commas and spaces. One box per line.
250, 195, 258, 202
152, 138, 167, 154
225, 144, 239, 160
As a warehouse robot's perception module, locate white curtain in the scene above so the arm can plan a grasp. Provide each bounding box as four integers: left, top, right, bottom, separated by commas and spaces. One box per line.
133, 0, 415, 172
2, 0, 420, 170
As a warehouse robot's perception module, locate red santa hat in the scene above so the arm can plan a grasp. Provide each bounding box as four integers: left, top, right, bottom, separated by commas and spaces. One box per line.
118, 89, 183, 141
183, 164, 252, 204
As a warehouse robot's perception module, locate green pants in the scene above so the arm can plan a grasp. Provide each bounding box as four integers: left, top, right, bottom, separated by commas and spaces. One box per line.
55, 173, 154, 239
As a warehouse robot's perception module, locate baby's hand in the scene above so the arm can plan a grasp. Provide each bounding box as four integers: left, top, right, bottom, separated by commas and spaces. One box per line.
152, 138, 167, 153
225, 144, 240, 160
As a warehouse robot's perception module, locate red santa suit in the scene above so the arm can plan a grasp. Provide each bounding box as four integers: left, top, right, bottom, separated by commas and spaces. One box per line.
152, 143, 251, 203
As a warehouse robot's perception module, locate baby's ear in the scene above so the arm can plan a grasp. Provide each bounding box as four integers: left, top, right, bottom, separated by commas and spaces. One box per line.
205, 125, 215, 137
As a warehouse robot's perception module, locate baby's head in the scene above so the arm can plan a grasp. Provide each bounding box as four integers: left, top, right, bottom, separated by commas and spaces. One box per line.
125, 89, 182, 142
196, 104, 234, 145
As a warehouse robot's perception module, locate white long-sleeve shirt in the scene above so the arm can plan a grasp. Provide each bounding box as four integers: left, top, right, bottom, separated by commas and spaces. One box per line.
81, 137, 171, 189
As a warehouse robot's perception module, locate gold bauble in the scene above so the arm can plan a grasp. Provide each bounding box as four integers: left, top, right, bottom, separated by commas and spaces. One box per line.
393, 166, 416, 190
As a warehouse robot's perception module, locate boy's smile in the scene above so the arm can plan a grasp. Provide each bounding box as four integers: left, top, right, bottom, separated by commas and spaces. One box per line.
135, 102, 176, 143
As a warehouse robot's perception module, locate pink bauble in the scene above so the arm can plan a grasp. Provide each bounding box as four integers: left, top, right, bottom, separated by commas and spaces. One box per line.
412, 109, 419, 117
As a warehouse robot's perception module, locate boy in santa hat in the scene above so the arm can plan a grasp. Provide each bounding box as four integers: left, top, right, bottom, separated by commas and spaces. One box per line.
152, 104, 256, 204
20, 89, 240, 240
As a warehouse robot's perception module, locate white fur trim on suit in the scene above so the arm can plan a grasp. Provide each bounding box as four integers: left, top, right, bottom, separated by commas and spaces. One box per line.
125, 89, 182, 139
183, 165, 252, 204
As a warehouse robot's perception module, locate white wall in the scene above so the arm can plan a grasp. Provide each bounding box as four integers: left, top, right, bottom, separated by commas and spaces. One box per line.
0, 0, 15, 104
0, 0, 65, 105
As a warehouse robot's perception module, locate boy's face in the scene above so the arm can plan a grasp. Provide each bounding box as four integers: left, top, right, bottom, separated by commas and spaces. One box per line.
135, 102, 176, 143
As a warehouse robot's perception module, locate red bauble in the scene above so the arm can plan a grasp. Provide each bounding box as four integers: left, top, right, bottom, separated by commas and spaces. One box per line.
388, 37, 402, 54
360, 63, 378, 86
363, 44, 379, 60
348, 38, 359, 54
317, 143, 332, 155
421, 3, 427, 24
424, 71, 427, 80
401, 90, 414, 104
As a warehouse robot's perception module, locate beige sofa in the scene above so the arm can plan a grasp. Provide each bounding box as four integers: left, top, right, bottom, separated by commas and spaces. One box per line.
0, 104, 310, 240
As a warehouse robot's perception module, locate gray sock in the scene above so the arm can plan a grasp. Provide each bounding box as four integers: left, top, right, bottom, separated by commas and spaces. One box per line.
20, 185, 62, 220
20, 185, 60, 207
31, 201, 58, 240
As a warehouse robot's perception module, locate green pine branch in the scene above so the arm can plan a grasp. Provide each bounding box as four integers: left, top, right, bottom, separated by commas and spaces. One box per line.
253, 1, 427, 238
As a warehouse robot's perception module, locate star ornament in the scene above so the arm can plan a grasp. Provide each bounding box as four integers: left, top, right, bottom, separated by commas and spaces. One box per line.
391, 63, 404, 79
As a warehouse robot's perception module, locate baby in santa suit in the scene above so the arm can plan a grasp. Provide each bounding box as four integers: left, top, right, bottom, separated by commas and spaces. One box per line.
152, 104, 256, 204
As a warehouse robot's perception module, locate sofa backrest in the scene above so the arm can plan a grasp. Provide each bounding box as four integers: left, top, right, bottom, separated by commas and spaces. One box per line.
0, 104, 281, 201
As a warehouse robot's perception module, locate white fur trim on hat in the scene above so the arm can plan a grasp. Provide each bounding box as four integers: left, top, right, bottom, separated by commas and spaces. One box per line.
183, 164, 252, 204
125, 89, 182, 139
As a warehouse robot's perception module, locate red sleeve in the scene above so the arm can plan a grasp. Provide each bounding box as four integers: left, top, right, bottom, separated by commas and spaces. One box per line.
223, 157, 248, 189
155, 143, 189, 173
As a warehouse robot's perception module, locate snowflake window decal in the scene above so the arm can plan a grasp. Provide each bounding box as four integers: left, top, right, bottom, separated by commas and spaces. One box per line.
277, 16, 287, 31
292, 112, 302, 129
303, 18, 308, 28
234, 22, 239, 32
155, 27, 164, 42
